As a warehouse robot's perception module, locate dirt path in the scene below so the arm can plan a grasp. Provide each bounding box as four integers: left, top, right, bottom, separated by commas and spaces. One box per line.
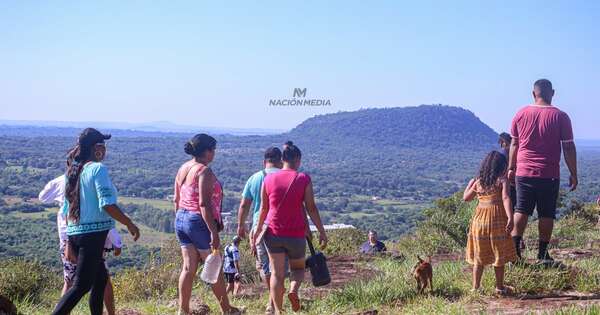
236, 255, 378, 300
469, 291, 600, 315
454, 247, 600, 314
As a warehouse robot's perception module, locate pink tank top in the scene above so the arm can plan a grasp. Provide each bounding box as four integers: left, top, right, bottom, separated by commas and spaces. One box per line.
177, 163, 223, 224
264, 169, 311, 238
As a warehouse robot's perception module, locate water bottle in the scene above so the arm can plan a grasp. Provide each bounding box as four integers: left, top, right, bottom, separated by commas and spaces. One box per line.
200, 249, 222, 284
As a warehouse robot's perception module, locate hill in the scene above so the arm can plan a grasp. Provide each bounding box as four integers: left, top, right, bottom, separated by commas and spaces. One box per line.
287, 105, 498, 149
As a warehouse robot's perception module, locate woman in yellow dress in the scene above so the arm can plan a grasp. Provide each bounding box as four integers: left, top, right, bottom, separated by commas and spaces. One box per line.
464, 151, 517, 295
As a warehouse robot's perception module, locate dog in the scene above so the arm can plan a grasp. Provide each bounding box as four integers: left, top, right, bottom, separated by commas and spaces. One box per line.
0, 294, 17, 315
412, 256, 433, 294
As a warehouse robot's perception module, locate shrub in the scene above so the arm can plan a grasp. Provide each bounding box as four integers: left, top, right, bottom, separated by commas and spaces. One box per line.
0, 258, 59, 303
319, 228, 366, 257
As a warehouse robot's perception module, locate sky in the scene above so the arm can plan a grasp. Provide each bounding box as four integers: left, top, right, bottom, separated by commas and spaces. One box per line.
1, 1, 599, 138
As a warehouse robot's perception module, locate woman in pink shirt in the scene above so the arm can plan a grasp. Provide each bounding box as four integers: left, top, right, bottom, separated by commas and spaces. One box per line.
253, 141, 327, 314
173, 133, 239, 315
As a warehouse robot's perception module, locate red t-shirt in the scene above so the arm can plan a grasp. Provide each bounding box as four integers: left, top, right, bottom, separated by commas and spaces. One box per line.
510, 105, 573, 179
264, 169, 311, 238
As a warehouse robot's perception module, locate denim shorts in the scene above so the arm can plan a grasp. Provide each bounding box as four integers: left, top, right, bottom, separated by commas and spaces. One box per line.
175, 209, 211, 250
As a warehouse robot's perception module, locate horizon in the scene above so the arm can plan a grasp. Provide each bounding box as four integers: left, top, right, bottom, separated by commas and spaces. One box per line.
1, 1, 599, 139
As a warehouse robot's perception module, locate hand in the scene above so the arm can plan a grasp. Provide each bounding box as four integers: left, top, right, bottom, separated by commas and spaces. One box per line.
127, 223, 140, 241
507, 169, 516, 182
114, 247, 122, 257
237, 225, 247, 239
319, 232, 328, 250
210, 232, 220, 250
506, 218, 514, 234
569, 174, 578, 191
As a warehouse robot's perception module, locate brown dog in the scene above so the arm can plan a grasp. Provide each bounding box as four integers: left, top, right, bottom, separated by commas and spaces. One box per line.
412, 256, 433, 294
0, 294, 17, 315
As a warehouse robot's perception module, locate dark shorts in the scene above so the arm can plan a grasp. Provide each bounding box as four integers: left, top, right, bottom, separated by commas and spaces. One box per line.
515, 176, 560, 219
175, 209, 211, 250
224, 272, 238, 284
264, 234, 306, 260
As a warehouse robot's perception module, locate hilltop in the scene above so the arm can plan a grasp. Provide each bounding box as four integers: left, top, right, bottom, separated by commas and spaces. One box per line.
288, 105, 498, 149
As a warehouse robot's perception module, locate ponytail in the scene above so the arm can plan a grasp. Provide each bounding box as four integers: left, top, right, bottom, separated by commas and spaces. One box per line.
65, 144, 92, 222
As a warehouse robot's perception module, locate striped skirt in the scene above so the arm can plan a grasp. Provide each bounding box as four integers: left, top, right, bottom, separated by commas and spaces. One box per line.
466, 199, 517, 267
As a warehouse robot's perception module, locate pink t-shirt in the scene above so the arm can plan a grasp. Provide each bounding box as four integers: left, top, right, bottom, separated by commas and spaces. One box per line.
264, 169, 311, 238
510, 105, 573, 179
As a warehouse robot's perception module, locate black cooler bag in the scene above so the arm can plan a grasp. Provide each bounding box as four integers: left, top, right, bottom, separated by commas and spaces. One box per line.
305, 237, 331, 287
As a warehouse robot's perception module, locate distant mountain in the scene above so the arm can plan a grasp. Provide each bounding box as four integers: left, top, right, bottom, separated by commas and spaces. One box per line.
0, 120, 284, 136
287, 105, 498, 149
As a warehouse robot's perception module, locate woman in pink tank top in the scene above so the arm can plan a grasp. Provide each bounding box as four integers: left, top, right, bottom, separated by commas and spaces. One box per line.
173, 134, 239, 315
253, 141, 328, 315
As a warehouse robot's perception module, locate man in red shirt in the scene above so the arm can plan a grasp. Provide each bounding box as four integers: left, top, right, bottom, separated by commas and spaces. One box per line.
508, 79, 578, 263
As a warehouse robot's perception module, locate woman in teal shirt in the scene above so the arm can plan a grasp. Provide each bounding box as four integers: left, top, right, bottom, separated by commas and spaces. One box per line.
52, 128, 140, 315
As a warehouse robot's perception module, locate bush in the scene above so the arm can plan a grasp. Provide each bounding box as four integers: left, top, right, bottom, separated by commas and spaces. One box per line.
319, 228, 366, 257
0, 258, 59, 303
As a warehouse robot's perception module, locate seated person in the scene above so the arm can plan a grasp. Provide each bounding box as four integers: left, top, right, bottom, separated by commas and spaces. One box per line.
360, 230, 387, 254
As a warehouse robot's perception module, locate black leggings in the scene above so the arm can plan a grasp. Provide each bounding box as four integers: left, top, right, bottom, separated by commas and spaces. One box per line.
52, 230, 109, 315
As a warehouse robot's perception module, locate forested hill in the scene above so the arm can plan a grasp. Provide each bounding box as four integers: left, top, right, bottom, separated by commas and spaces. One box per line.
287, 105, 498, 149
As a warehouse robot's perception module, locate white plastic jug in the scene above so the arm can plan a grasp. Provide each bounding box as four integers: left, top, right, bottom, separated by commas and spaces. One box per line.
200, 249, 222, 284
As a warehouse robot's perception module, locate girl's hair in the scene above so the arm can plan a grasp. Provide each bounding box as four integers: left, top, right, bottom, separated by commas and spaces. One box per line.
65, 141, 93, 222
184, 133, 217, 158
282, 141, 301, 162
477, 151, 508, 191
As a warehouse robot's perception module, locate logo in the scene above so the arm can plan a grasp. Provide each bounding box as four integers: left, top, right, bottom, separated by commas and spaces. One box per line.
268, 88, 332, 107
293, 88, 307, 98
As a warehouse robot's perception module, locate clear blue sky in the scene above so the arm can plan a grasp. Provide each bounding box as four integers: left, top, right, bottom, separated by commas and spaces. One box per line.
1, 1, 598, 138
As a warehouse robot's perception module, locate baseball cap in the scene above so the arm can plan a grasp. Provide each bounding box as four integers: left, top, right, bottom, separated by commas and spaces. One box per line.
78, 128, 111, 147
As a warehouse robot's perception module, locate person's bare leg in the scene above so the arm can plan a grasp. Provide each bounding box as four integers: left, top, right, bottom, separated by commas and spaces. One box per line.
538, 218, 554, 242
61, 281, 72, 296
226, 279, 234, 295
472, 265, 484, 290
493, 266, 505, 290
267, 252, 286, 315
178, 246, 199, 315
288, 258, 305, 295
198, 250, 234, 313
104, 276, 115, 315
233, 280, 241, 296
512, 213, 529, 237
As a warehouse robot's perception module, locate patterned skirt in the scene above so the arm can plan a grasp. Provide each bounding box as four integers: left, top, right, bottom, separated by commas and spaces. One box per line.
466, 200, 517, 267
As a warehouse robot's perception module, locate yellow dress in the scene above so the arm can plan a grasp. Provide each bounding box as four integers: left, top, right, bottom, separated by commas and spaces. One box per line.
466, 185, 517, 267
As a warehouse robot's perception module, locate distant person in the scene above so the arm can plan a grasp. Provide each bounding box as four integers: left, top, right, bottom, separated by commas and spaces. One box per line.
464, 151, 517, 295
359, 230, 387, 254
508, 79, 577, 263
52, 128, 140, 315
498, 132, 512, 158
236, 147, 284, 313
39, 175, 123, 315
223, 236, 242, 296
498, 133, 518, 216
253, 141, 328, 315
173, 133, 240, 315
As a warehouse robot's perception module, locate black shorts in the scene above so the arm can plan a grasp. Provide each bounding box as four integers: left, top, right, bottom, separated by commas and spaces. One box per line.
515, 176, 560, 219
224, 272, 237, 284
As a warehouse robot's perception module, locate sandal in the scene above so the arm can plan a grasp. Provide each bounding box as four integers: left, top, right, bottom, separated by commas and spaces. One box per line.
495, 285, 515, 296
288, 292, 301, 312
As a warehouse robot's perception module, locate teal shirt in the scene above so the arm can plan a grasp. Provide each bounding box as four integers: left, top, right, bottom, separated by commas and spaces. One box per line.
62, 162, 117, 235
241, 167, 280, 230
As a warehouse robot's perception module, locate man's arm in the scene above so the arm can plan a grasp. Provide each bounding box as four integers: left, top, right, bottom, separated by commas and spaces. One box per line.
237, 198, 252, 239
562, 141, 578, 191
